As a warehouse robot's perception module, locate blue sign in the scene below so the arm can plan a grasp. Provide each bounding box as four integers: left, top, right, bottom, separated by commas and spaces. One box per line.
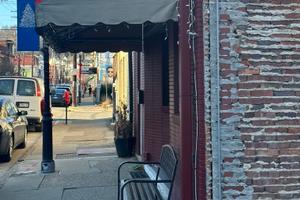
17, 0, 39, 51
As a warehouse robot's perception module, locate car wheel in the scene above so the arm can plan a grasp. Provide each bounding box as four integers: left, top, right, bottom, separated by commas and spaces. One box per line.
2, 134, 13, 162
18, 128, 27, 149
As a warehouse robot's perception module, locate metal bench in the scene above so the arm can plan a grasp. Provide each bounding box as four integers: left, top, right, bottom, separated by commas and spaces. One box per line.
117, 144, 178, 200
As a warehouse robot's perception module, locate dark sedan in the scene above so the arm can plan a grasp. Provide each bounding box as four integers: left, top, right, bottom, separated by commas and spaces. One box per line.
51, 88, 68, 107
0, 97, 28, 162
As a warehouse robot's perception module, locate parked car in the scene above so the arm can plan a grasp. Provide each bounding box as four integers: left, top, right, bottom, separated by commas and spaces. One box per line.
0, 97, 28, 162
0, 76, 44, 132
55, 84, 72, 106
51, 88, 68, 107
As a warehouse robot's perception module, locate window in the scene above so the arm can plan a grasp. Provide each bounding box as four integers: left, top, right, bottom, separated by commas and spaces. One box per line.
173, 24, 179, 114
17, 80, 36, 96
162, 37, 169, 106
0, 80, 14, 95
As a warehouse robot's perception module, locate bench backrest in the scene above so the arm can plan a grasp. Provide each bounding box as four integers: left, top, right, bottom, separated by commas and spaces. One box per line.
156, 145, 178, 200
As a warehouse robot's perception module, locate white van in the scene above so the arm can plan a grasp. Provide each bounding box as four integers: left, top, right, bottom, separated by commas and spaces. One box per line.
0, 76, 44, 131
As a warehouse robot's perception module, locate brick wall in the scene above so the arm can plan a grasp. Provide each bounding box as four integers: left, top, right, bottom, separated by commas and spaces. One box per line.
143, 34, 170, 161
167, 22, 182, 200
203, 0, 212, 198
205, 0, 300, 199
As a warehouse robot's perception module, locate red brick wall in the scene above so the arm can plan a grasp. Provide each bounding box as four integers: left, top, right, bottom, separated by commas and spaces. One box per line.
204, 0, 300, 199
143, 34, 170, 161
167, 22, 182, 200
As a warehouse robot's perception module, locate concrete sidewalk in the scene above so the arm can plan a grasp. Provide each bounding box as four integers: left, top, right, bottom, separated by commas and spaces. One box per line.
0, 97, 134, 200
0, 155, 134, 200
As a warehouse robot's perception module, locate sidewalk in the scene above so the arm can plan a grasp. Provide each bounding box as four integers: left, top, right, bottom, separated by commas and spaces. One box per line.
0, 96, 134, 200
0, 156, 133, 200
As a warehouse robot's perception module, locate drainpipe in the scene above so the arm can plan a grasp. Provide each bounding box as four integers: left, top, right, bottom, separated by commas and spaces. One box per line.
179, 0, 193, 199
210, 0, 221, 199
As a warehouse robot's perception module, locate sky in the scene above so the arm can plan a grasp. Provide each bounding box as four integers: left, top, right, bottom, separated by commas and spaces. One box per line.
0, 0, 17, 28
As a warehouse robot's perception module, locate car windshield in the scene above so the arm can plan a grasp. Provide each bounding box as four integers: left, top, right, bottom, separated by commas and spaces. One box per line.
0, 80, 14, 95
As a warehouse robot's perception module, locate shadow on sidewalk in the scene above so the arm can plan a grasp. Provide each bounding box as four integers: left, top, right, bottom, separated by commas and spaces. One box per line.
0, 155, 137, 200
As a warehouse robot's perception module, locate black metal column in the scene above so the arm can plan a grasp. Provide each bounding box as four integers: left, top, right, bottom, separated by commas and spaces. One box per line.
78, 54, 82, 104
72, 54, 77, 106
41, 46, 55, 173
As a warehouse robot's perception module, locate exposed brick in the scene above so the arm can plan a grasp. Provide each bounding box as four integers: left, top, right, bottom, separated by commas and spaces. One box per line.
204, 0, 300, 199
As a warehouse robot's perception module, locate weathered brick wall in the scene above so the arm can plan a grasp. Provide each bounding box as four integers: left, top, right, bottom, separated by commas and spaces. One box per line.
202, 0, 213, 199
206, 0, 300, 199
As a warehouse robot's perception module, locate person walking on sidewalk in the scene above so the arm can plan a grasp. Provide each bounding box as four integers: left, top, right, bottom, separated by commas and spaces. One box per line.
88, 85, 92, 97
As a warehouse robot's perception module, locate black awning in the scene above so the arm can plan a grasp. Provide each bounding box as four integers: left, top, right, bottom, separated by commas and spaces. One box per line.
35, 0, 178, 52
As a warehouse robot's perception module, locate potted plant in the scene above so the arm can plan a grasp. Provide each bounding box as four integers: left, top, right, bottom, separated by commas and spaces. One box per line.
114, 103, 135, 157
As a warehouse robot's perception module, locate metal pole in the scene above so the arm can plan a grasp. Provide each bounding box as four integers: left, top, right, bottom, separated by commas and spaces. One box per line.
65, 105, 68, 124
78, 55, 82, 104
72, 54, 77, 106
41, 45, 55, 173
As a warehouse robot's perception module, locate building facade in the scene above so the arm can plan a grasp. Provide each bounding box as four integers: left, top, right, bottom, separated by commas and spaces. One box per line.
133, 0, 300, 199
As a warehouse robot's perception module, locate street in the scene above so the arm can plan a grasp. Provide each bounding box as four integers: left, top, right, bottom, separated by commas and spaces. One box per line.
0, 97, 121, 200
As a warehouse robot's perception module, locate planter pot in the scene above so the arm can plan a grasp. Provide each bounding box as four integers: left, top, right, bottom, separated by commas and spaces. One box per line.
114, 137, 135, 157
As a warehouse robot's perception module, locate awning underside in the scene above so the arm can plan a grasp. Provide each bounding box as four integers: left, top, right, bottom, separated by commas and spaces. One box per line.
37, 22, 169, 53
35, 0, 178, 53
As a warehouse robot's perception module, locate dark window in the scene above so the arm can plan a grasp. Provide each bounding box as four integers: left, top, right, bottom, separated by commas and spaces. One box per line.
162, 37, 169, 106
174, 24, 179, 114
0, 80, 14, 95
17, 80, 36, 96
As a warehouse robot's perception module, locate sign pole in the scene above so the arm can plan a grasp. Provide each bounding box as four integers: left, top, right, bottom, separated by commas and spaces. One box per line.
41, 45, 55, 173
65, 105, 68, 124
78, 55, 82, 104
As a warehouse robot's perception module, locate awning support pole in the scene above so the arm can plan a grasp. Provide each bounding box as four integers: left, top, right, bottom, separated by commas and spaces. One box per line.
41, 45, 55, 173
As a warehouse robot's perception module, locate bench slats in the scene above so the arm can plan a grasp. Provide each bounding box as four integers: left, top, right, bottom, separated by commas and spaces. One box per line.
119, 145, 178, 200
124, 182, 163, 200
143, 183, 155, 200
129, 170, 149, 179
